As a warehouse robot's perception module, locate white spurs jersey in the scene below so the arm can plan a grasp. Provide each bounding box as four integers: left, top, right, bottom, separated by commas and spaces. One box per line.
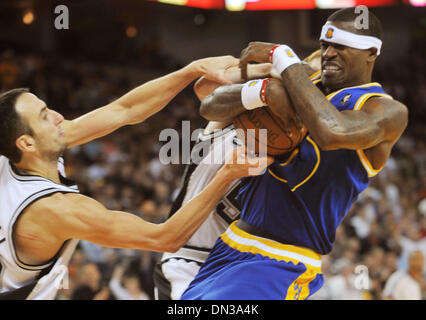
0, 156, 79, 299
161, 124, 241, 264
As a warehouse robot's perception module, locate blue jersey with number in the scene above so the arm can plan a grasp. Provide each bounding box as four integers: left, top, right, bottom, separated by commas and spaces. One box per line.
237, 80, 392, 255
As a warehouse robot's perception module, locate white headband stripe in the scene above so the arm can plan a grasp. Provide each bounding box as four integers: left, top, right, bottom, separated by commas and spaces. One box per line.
320, 25, 382, 55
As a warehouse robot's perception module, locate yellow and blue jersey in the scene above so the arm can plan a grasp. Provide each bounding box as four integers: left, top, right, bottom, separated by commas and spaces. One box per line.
181, 76, 394, 300
237, 78, 393, 255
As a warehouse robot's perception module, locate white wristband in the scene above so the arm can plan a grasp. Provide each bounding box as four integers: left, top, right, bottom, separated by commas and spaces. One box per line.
271, 45, 301, 75
241, 79, 267, 110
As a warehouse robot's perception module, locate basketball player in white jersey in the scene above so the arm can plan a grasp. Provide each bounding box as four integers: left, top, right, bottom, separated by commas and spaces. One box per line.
0, 55, 273, 299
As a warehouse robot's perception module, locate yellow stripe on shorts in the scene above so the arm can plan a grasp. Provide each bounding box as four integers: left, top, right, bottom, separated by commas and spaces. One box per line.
220, 221, 322, 273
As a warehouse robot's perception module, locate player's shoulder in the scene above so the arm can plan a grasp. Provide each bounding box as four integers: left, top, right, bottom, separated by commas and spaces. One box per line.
364, 94, 407, 112
363, 96, 408, 142
363, 96, 408, 124
25, 192, 83, 218
0, 155, 8, 167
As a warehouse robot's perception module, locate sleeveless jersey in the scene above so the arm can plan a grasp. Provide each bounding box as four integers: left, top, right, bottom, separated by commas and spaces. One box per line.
0, 156, 79, 299
237, 78, 393, 255
161, 124, 241, 263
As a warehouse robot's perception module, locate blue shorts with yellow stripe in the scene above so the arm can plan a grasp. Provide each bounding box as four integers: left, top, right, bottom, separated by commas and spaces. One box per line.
181, 221, 324, 300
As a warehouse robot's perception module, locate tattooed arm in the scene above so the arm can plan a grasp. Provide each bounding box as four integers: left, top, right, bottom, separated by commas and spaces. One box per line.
280, 64, 408, 150
279, 63, 408, 170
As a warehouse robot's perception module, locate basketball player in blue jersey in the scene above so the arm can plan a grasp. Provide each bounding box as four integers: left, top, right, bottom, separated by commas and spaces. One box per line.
0, 55, 273, 299
154, 61, 301, 300
155, 53, 321, 300
181, 8, 408, 300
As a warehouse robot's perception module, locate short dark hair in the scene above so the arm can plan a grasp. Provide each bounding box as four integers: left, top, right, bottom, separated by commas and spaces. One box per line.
0, 88, 32, 163
328, 7, 382, 40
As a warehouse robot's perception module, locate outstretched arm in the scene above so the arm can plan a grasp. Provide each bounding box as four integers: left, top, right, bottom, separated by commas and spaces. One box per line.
16, 148, 273, 260
194, 63, 273, 101
61, 55, 239, 148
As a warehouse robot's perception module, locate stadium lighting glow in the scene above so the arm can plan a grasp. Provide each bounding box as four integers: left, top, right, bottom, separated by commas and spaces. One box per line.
22, 10, 34, 25
409, 0, 426, 6
126, 25, 138, 38
158, 0, 187, 5
316, 0, 356, 9
226, 0, 246, 11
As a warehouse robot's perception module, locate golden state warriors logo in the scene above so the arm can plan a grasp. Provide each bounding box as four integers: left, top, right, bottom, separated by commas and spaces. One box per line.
249, 80, 258, 87
340, 94, 352, 105
286, 50, 294, 57
326, 28, 334, 39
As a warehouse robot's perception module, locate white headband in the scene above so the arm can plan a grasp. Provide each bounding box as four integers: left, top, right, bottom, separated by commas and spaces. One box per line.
320, 24, 382, 55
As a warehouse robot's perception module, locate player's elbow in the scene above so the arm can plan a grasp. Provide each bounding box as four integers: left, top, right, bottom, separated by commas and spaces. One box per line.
309, 115, 349, 150
162, 233, 187, 253
151, 239, 179, 253
163, 243, 181, 253
199, 95, 227, 121
158, 239, 182, 253
314, 124, 383, 151
151, 224, 185, 253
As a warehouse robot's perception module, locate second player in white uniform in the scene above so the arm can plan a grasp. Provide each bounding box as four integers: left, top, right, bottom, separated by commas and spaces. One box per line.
154, 62, 279, 300
154, 123, 241, 300
0, 157, 78, 299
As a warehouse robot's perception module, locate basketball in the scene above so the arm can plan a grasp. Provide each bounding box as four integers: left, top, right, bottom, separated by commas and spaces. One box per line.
233, 107, 307, 156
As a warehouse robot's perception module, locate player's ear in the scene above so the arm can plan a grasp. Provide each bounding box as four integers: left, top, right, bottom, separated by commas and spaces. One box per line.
367, 47, 378, 63
16, 134, 36, 154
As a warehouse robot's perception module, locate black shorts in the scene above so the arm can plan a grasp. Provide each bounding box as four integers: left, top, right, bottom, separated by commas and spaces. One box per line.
153, 262, 172, 300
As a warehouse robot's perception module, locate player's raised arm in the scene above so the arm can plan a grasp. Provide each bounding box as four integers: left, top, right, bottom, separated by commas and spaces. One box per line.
281, 64, 408, 150
198, 58, 317, 123
198, 83, 246, 122
61, 55, 239, 148
198, 43, 318, 122
16, 148, 273, 257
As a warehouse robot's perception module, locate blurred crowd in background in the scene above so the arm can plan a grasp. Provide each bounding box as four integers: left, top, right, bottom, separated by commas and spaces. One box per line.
0, 37, 425, 299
